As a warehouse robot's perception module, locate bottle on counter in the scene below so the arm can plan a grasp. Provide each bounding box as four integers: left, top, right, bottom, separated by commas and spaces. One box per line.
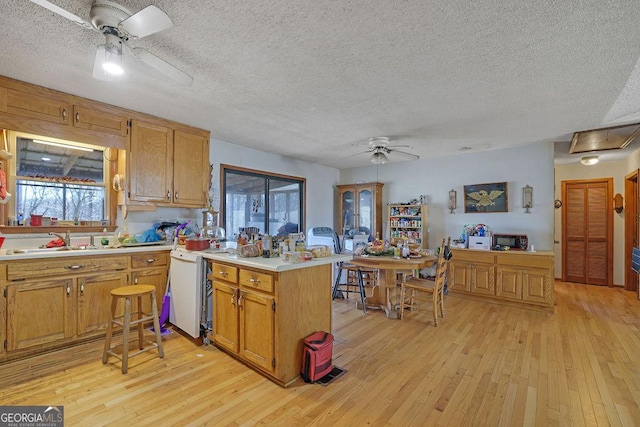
401, 240, 410, 258
101, 228, 109, 246
262, 234, 272, 258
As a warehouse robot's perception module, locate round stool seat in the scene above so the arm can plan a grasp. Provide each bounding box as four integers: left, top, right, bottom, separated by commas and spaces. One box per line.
111, 284, 155, 297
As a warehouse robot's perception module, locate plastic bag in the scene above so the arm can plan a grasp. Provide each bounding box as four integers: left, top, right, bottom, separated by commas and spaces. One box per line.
238, 244, 261, 257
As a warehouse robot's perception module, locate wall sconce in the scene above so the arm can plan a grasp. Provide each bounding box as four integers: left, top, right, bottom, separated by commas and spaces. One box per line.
523, 185, 533, 213
448, 189, 457, 214
613, 193, 624, 213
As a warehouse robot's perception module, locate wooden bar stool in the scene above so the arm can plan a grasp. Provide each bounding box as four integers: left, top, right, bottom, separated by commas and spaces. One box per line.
102, 284, 164, 374
332, 263, 378, 314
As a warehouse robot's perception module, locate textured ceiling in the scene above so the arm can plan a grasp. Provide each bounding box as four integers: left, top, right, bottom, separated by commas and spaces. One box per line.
2, 1, 640, 168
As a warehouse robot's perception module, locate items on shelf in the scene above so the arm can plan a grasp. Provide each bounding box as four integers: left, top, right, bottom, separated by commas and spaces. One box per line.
387, 202, 428, 249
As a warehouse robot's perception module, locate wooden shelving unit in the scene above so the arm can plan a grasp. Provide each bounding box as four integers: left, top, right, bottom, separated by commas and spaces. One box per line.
387, 203, 428, 249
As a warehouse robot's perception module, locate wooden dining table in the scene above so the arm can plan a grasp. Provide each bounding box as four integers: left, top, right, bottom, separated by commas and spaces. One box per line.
349, 254, 438, 318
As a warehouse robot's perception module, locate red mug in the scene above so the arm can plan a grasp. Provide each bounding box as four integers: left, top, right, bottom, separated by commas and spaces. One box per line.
30, 215, 42, 226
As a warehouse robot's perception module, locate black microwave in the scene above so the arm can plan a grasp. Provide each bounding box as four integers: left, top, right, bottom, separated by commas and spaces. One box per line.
492, 234, 528, 250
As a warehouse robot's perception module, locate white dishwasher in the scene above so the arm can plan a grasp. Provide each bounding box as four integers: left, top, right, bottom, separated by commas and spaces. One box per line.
169, 250, 205, 338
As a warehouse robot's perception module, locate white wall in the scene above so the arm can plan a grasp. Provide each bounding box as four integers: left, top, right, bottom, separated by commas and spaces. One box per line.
340, 142, 555, 251
208, 139, 340, 235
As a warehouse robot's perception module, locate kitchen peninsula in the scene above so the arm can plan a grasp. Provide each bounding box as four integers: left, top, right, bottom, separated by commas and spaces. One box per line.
204, 251, 351, 387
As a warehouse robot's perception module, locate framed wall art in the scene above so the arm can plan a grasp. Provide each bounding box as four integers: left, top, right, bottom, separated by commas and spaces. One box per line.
464, 182, 508, 213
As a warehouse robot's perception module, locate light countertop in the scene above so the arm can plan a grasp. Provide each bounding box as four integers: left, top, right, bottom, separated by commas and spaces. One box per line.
200, 251, 352, 272
451, 248, 554, 256
0, 244, 353, 271
0, 244, 173, 261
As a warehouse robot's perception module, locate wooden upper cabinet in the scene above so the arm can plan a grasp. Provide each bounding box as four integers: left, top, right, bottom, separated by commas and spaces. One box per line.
0, 75, 211, 208
72, 104, 128, 137
173, 129, 209, 207
128, 119, 173, 204
2, 87, 70, 124
128, 120, 210, 207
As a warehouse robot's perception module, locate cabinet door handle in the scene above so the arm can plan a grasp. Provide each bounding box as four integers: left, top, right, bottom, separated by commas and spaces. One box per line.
75, 112, 80, 122
219, 271, 228, 277
167, 191, 171, 200
145, 258, 156, 263
61, 108, 67, 119
66, 283, 71, 297
238, 293, 243, 309
64, 265, 85, 270
249, 278, 261, 284
174, 192, 179, 200
80, 280, 84, 296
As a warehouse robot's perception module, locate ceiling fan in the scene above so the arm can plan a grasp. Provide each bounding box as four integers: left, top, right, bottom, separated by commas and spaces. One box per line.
360, 137, 420, 164
29, 0, 192, 84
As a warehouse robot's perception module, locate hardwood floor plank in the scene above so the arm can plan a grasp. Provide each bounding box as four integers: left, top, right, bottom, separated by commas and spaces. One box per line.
1, 281, 640, 426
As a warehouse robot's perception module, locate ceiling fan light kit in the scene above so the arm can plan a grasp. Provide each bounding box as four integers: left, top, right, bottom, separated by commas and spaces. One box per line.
29, 0, 192, 84
371, 151, 389, 164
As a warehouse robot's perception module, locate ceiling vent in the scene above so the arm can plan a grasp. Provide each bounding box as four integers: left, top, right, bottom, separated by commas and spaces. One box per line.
569, 123, 640, 154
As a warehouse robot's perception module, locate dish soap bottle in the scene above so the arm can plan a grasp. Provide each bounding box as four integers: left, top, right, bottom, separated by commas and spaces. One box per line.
101, 228, 109, 246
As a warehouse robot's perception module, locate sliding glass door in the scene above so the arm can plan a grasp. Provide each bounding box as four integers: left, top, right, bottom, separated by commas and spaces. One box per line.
222, 166, 304, 239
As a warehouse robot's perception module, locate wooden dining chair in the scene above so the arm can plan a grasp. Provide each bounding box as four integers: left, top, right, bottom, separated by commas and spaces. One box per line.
399, 237, 450, 326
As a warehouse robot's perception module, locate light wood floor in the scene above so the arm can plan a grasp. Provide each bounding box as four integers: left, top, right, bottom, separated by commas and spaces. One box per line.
1, 281, 639, 426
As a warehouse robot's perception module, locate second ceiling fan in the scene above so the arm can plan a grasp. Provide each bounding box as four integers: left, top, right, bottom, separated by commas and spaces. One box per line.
29, 0, 192, 84
364, 137, 420, 164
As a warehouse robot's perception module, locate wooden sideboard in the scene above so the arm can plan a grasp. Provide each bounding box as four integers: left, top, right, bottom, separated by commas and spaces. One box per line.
449, 248, 554, 311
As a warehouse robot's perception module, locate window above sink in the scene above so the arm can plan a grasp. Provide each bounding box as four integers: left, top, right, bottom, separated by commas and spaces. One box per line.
1, 130, 118, 233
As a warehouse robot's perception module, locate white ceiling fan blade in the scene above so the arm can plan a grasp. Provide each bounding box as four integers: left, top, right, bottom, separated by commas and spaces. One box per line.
391, 150, 420, 160
133, 47, 193, 85
119, 5, 173, 38
386, 144, 412, 149
389, 149, 420, 160
29, 0, 93, 30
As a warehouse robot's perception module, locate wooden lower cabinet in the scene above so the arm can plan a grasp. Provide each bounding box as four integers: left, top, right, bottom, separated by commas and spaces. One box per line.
449, 250, 494, 295
495, 265, 522, 300
471, 262, 494, 294
212, 265, 276, 375
77, 272, 128, 336
131, 252, 168, 314
449, 261, 471, 292
522, 267, 553, 304
209, 259, 332, 387
214, 280, 276, 372
239, 290, 275, 371
213, 281, 239, 352
450, 249, 554, 310
0, 250, 168, 361
6, 278, 75, 351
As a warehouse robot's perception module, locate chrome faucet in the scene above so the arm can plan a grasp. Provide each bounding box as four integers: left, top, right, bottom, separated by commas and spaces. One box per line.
49, 230, 71, 247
